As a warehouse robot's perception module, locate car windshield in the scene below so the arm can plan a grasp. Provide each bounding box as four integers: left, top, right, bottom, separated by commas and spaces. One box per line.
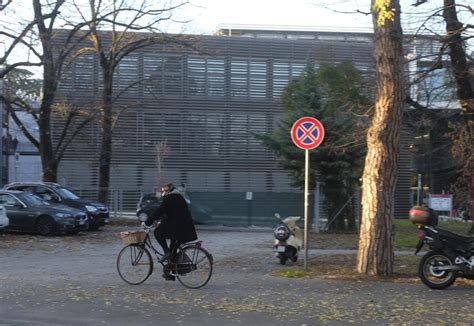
55, 187, 80, 200
20, 193, 49, 206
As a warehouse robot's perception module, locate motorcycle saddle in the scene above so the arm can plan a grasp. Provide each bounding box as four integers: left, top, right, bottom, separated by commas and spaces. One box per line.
437, 228, 474, 246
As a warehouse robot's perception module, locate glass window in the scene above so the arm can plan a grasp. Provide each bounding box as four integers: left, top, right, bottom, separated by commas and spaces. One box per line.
55, 187, 80, 200
36, 187, 60, 202
0, 194, 20, 206
163, 56, 183, 95
231, 59, 248, 97
273, 61, 290, 97
207, 58, 225, 96
114, 55, 140, 94
249, 60, 267, 98
416, 66, 456, 105
188, 57, 206, 96
74, 54, 95, 90
143, 54, 165, 96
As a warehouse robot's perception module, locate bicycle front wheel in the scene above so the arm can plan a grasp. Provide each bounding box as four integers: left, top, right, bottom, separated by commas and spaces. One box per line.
176, 245, 213, 289
117, 244, 153, 285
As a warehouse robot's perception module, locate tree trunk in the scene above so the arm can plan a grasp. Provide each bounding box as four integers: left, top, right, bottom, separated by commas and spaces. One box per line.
442, 0, 474, 234
357, 0, 405, 276
443, 0, 474, 121
39, 107, 57, 182
34, 0, 61, 183
98, 70, 113, 204
38, 45, 58, 183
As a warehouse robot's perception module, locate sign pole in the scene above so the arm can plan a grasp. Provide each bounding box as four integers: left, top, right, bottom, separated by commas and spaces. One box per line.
290, 117, 325, 272
304, 149, 309, 270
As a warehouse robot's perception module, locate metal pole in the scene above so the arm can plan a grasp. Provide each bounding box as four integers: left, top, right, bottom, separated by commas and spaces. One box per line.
304, 149, 309, 270
314, 181, 320, 233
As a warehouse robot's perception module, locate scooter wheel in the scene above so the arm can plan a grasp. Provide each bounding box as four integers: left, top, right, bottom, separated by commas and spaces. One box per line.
278, 253, 287, 265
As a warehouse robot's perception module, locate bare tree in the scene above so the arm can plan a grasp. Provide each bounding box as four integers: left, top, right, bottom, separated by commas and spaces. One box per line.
441, 0, 473, 226
404, 0, 473, 227
0, 0, 97, 182
356, 0, 405, 275
72, 0, 190, 203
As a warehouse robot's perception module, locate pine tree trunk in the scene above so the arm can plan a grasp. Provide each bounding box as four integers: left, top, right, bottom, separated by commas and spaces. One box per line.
356, 0, 405, 276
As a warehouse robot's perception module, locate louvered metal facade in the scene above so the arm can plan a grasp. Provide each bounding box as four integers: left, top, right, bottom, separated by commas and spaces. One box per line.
52, 29, 437, 224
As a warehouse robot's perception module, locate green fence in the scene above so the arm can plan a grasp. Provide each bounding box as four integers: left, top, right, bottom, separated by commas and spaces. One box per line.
187, 191, 312, 227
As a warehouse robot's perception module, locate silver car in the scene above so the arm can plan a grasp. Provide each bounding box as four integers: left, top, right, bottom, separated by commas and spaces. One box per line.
0, 205, 9, 232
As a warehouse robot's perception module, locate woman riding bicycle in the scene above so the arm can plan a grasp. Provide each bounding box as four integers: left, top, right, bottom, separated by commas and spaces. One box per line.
143, 183, 197, 281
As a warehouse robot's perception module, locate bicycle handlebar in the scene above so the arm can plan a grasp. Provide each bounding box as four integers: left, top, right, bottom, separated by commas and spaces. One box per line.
141, 220, 161, 232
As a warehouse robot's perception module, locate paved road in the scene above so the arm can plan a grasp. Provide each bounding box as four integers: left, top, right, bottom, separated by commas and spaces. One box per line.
1, 224, 473, 325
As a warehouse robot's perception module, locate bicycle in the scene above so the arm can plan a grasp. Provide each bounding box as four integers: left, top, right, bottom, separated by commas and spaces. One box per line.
116, 223, 213, 289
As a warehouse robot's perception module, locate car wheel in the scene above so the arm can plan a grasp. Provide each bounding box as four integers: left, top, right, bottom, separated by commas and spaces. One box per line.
35, 216, 56, 236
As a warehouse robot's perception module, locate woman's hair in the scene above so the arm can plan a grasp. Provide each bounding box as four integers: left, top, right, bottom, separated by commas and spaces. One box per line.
161, 183, 175, 192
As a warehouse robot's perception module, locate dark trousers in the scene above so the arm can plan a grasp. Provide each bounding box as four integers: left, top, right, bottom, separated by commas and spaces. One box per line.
154, 226, 182, 259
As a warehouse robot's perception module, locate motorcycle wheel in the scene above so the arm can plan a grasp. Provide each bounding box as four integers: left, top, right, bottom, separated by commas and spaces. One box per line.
278, 252, 287, 265
418, 250, 457, 290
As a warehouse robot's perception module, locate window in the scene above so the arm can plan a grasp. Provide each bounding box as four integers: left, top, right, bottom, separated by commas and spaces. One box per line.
187, 57, 225, 97
163, 56, 184, 95
143, 55, 165, 96
74, 54, 95, 90
114, 55, 140, 95
231, 58, 268, 98
249, 60, 267, 98
188, 58, 206, 95
231, 59, 248, 97
0, 194, 20, 206
272, 60, 305, 97
416, 66, 456, 106
207, 59, 225, 96
36, 187, 60, 202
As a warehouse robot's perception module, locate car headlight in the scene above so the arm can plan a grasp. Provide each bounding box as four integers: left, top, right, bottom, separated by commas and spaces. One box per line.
85, 205, 99, 213
55, 213, 73, 218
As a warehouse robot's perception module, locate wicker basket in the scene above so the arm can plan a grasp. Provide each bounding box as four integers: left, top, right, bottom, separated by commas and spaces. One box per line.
119, 231, 147, 245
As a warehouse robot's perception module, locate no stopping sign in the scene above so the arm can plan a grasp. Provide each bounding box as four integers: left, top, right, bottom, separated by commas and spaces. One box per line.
290, 117, 325, 150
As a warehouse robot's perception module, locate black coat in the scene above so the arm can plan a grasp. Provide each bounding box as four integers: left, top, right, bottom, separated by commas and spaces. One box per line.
145, 192, 197, 242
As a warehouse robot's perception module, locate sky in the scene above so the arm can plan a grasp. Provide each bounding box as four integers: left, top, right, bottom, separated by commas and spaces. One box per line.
168, 0, 375, 34
163, 0, 474, 40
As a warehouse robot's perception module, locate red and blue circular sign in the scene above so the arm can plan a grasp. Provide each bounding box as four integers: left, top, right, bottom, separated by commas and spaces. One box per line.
290, 117, 325, 150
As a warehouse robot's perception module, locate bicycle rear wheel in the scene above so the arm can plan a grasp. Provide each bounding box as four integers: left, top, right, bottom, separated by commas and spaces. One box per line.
117, 244, 153, 285
176, 244, 213, 289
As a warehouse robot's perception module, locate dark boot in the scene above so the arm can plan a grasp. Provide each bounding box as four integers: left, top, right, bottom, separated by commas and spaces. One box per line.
162, 264, 176, 281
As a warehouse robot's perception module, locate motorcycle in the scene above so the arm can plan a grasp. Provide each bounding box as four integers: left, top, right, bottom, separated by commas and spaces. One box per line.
273, 213, 303, 265
410, 205, 474, 289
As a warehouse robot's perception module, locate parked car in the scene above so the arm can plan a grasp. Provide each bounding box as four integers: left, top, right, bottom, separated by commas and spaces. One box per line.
136, 192, 212, 224
0, 205, 9, 233
3, 182, 109, 230
0, 190, 88, 235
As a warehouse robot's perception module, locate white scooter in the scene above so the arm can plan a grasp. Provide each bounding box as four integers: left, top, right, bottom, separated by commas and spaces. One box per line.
273, 213, 303, 265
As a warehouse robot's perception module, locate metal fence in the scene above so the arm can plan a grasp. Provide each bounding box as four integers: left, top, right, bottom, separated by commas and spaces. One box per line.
72, 185, 361, 230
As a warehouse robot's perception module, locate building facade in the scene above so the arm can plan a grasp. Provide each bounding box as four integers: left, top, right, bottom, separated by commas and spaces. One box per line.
52, 27, 445, 224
